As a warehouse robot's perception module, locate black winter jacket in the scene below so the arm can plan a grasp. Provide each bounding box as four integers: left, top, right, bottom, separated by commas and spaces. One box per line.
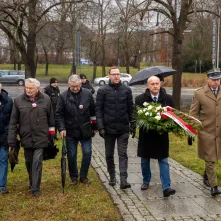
56, 88, 96, 140
82, 80, 95, 94
43, 85, 60, 111
0, 89, 13, 147
135, 88, 174, 159
96, 81, 134, 134
8, 92, 55, 148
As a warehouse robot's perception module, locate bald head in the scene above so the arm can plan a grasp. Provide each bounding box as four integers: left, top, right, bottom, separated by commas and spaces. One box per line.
147, 76, 160, 85
147, 76, 161, 96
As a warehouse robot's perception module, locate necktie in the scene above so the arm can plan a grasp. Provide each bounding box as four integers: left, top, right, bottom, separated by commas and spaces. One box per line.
212, 89, 217, 97
153, 97, 157, 103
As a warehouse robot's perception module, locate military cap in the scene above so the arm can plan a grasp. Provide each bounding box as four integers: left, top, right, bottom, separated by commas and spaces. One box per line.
207, 68, 221, 80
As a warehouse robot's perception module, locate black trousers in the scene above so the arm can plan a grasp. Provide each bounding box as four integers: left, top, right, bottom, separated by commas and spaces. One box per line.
24, 148, 44, 193
104, 133, 129, 180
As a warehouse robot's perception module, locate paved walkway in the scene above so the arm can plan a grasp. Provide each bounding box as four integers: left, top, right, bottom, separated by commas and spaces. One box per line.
91, 135, 221, 221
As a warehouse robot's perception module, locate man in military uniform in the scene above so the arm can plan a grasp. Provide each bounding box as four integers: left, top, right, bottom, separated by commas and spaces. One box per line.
189, 68, 221, 196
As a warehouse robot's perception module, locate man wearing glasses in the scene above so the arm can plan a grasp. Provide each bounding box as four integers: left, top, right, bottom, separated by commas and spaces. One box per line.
56, 75, 96, 185
96, 66, 134, 189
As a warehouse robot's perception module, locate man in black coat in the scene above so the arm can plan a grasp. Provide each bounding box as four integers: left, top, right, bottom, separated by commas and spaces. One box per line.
43, 78, 60, 139
56, 75, 96, 185
135, 76, 175, 197
0, 83, 13, 194
96, 66, 134, 189
8, 78, 55, 197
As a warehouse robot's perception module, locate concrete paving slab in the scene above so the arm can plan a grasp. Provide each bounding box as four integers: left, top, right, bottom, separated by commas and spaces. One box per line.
91, 135, 221, 221
142, 198, 208, 219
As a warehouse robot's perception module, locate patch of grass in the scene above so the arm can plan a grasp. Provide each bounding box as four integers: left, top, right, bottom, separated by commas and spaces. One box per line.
169, 134, 221, 186
0, 63, 207, 87
0, 140, 122, 221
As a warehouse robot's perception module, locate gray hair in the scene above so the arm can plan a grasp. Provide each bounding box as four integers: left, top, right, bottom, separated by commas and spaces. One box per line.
0, 83, 2, 91
68, 74, 82, 84
25, 78, 40, 87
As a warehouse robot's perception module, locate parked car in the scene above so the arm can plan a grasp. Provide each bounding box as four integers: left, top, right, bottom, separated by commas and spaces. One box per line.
94, 73, 132, 86
0, 70, 25, 86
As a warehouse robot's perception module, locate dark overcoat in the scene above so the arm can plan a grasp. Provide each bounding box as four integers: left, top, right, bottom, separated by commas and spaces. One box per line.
8, 92, 55, 148
43, 85, 60, 112
56, 88, 96, 140
0, 89, 13, 147
135, 88, 174, 159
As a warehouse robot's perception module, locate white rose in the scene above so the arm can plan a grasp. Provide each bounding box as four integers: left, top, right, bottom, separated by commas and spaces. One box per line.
163, 107, 167, 112
147, 105, 153, 110
156, 106, 162, 111
145, 112, 150, 116
143, 108, 147, 112
143, 102, 148, 107
157, 112, 161, 116
149, 112, 152, 116
154, 115, 161, 121
138, 110, 143, 114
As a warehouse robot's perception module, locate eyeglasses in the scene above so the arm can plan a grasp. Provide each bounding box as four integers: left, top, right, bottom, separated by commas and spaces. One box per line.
69, 85, 81, 89
109, 73, 120, 76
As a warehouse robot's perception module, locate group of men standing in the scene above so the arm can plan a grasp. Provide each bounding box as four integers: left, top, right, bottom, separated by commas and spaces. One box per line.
1, 66, 221, 198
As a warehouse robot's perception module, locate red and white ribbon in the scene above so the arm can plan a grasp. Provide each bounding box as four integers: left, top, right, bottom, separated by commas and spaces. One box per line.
90, 116, 96, 124
161, 106, 201, 136
49, 127, 55, 135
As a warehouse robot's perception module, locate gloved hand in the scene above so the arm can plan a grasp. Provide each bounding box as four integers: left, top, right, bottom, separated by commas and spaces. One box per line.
99, 129, 105, 138
49, 134, 55, 143
188, 136, 195, 146
130, 120, 136, 138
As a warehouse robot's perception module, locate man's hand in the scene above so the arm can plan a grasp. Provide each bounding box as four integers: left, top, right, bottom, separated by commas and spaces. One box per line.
130, 128, 136, 138
60, 130, 66, 139
130, 120, 136, 138
99, 129, 105, 138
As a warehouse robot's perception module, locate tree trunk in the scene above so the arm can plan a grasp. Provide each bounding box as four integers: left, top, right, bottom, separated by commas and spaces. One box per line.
42, 45, 49, 76
18, 62, 21, 70
26, 1, 38, 78
92, 64, 97, 83
172, 32, 183, 110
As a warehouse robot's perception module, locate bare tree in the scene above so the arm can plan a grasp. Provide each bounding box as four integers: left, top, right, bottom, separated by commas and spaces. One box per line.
0, 0, 84, 78
147, 0, 220, 109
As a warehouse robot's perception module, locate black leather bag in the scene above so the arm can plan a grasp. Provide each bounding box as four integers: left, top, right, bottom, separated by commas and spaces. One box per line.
80, 122, 92, 140
43, 141, 59, 161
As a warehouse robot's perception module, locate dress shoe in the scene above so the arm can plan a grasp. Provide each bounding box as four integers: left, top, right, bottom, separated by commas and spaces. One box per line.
109, 177, 116, 186
203, 178, 210, 187
120, 182, 131, 189
80, 177, 90, 184
141, 183, 149, 190
0, 187, 9, 194
32, 190, 40, 197
163, 188, 176, 197
70, 178, 78, 185
211, 186, 221, 196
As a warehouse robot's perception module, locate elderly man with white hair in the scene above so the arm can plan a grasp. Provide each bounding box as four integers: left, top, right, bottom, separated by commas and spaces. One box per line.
8, 78, 55, 197
135, 75, 175, 197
